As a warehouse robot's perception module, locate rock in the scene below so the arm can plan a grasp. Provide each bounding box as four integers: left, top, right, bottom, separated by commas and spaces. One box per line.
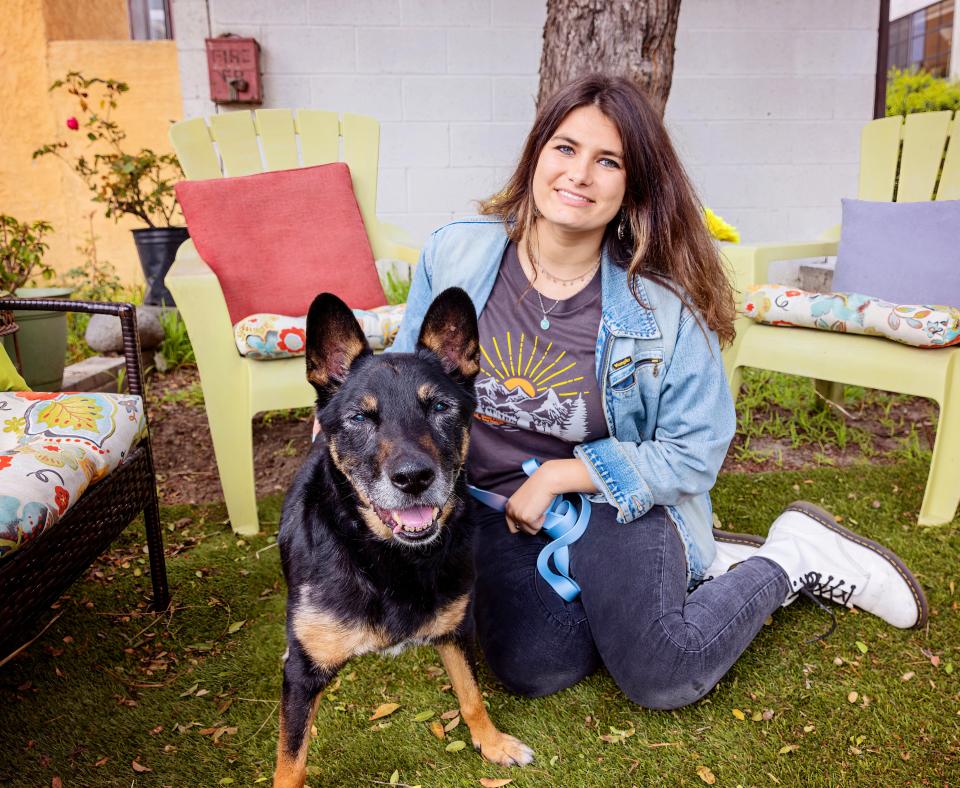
798, 261, 836, 293
85, 306, 166, 352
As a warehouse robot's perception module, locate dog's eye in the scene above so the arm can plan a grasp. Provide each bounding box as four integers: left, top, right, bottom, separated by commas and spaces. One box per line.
432, 401, 449, 413
350, 413, 367, 423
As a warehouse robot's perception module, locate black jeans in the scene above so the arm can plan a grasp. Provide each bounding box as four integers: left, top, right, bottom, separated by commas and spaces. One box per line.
472, 501, 790, 710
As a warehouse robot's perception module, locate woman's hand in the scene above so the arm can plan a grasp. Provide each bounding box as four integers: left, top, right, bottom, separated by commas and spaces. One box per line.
505, 467, 558, 535
504, 459, 599, 535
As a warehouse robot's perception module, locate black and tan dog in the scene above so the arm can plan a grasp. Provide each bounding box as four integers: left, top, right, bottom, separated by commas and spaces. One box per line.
274, 288, 533, 787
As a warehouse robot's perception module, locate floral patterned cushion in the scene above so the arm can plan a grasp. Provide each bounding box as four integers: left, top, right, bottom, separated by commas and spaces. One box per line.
0, 392, 147, 561
233, 304, 407, 359
742, 285, 960, 349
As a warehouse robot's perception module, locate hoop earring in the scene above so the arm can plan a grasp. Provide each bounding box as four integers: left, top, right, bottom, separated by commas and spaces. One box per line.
616, 211, 626, 241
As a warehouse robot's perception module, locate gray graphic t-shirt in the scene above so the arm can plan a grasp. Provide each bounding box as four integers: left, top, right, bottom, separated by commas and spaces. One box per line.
467, 242, 608, 498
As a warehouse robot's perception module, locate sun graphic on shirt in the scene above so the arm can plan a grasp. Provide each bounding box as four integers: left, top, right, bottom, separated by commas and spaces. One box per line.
479, 331, 588, 398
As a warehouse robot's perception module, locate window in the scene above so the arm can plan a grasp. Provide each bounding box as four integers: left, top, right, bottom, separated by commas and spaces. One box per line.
128, 0, 173, 41
888, 0, 953, 77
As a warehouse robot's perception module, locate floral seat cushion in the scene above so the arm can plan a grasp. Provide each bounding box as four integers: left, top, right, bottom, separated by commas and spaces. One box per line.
0, 392, 147, 561
233, 304, 407, 359
743, 285, 960, 349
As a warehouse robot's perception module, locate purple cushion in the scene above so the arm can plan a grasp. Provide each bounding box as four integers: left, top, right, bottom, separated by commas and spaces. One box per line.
832, 198, 960, 309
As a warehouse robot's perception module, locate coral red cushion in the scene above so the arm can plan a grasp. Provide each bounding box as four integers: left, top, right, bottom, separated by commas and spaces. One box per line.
175, 163, 386, 324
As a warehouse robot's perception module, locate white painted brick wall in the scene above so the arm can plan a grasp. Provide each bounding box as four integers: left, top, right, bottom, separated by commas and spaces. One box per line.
172, 0, 880, 271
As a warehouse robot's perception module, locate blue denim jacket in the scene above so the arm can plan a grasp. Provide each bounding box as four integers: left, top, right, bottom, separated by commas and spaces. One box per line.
389, 216, 735, 581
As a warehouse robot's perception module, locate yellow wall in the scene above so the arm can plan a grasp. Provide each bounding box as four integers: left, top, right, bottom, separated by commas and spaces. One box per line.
43, 0, 129, 41
0, 0, 183, 287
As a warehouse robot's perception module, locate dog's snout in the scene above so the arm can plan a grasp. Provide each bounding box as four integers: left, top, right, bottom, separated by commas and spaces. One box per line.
390, 461, 436, 495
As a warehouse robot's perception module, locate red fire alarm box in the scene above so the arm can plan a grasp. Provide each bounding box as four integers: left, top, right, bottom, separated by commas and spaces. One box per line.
206, 35, 262, 104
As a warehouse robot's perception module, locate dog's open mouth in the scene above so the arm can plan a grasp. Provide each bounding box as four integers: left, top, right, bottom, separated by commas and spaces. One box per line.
373, 505, 441, 542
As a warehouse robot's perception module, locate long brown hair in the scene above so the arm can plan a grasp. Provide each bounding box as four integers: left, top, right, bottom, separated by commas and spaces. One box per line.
479, 74, 736, 347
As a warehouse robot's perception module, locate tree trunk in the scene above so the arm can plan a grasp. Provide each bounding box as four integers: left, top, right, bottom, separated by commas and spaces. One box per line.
538, 0, 682, 118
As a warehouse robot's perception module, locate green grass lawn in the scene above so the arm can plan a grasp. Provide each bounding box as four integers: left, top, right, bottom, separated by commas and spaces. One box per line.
1, 459, 957, 787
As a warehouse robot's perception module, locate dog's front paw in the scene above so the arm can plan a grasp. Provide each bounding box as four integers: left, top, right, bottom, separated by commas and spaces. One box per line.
474, 731, 534, 767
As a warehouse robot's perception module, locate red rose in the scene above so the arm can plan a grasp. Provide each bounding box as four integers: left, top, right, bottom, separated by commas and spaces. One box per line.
66, 116, 79, 130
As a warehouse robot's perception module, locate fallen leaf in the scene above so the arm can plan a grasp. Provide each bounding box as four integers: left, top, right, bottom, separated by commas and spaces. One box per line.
413, 710, 435, 722
762, 709, 774, 721
441, 709, 460, 719
389, 769, 399, 785
196, 689, 210, 697
732, 708, 745, 720
855, 641, 868, 654
901, 671, 915, 681
803, 724, 815, 733
446, 740, 466, 752
479, 780, 513, 787
751, 711, 763, 722
219, 779, 234, 786
179, 682, 199, 698
131, 759, 152, 773
227, 620, 246, 634
696, 765, 716, 784
778, 744, 800, 755
52, 778, 63, 788
946, 662, 954, 675
94, 757, 108, 767
149, 725, 163, 735
429, 720, 445, 740
370, 703, 401, 721
847, 691, 859, 703
549, 755, 559, 766
833, 657, 844, 666
444, 715, 460, 733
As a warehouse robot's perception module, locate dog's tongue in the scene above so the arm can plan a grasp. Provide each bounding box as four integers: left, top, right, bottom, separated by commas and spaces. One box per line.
392, 506, 435, 533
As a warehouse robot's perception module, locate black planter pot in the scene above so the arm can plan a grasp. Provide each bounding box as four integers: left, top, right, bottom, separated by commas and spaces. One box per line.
132, 226, 190, 306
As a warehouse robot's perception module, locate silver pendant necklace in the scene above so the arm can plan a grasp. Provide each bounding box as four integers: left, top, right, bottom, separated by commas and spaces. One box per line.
537, 289, 561, 330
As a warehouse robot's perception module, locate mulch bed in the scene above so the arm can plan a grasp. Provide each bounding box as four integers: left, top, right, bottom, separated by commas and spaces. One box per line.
144, 366, 938, 506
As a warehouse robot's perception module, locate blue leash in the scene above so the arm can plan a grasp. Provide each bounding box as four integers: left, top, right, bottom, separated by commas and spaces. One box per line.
467, 458, 591, 602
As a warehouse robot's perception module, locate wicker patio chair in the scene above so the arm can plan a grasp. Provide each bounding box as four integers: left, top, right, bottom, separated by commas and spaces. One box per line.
0, 299, 170, 659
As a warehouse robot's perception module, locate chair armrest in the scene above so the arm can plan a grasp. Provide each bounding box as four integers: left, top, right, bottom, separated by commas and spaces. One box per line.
165, 240, 245, 382
722, 239, 840, 299
1, 298, 147, 398
370, 220, 420, 264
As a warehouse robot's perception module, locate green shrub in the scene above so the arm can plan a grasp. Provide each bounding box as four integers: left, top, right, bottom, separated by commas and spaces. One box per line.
155, 308, 195, 371
886, 67, 960, 116
63, 217, 141, 363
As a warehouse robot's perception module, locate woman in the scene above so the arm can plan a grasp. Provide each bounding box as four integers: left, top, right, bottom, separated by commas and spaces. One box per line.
388, 74, 926, 709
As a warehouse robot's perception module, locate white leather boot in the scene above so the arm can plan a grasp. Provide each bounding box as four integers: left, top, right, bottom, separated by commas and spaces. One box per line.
753, 501, 927, 630
703, 530, 764, 580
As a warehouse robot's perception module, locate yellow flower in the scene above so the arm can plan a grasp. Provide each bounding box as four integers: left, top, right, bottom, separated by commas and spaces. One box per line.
3, 416, 25, 435
704, 207, 740, 243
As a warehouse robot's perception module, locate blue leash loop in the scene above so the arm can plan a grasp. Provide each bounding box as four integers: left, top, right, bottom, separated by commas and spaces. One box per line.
467, 458, 591, 602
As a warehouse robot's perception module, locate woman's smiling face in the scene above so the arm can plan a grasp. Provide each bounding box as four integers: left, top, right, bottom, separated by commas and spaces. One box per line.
531, 104, 627, 236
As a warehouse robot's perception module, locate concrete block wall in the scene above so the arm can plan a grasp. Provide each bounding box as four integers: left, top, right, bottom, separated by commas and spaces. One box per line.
172, 0, 880, 262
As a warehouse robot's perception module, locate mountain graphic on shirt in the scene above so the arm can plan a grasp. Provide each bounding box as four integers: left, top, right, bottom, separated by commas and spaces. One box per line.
475, 331, 590, 441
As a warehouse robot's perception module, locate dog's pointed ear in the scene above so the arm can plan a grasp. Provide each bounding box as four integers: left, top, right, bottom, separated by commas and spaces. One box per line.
416, 287, 480, 382
306, 293, 372, 404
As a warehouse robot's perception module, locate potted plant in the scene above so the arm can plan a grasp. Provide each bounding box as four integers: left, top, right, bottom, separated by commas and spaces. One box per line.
0, 215, 73, 389
33, 72, 186, 306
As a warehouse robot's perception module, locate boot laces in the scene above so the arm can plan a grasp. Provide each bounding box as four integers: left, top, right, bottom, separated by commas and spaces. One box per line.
799, 571, 856, 605
796, 571, 856, 642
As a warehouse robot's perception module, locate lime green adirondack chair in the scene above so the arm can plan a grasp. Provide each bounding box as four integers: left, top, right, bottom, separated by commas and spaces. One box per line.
723, 110, 960, 525
167, 109, 418, 535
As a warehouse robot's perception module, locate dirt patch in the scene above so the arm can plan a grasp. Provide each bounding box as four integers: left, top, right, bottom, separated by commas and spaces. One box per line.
144, 366, 938, 506
147, 367, 313, 506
